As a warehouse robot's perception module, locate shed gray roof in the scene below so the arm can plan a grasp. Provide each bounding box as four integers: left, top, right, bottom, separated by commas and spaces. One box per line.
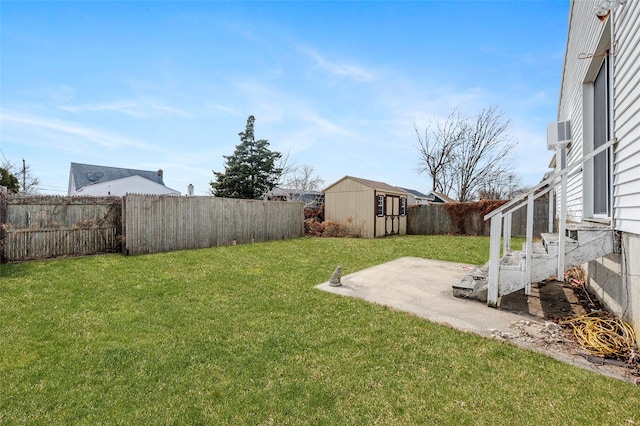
70, 162, 165, 192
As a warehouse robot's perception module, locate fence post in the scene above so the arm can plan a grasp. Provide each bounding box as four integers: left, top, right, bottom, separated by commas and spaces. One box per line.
121, 195, 127, 255
524, 193, 534, 295
0, 193, 6, 263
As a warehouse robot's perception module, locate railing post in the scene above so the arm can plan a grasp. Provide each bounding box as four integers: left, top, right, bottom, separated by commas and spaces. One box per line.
503, 213, 512, 253
557, 145, 567, 282
0, 192, 6, 263
487, 212, 502, 307
525, 193, 534, 295
548, 187, 555, 233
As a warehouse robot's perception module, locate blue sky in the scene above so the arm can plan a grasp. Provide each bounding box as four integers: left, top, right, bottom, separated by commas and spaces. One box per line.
1, 0, 569, 196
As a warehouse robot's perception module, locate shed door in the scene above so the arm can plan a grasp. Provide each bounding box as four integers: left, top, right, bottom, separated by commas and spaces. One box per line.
385, 195, 400, 236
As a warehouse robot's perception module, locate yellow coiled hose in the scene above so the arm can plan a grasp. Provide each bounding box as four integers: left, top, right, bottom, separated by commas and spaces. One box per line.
560, 312, 637, 359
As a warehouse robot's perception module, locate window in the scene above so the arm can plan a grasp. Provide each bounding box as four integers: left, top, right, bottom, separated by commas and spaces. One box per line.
376, 195, 385, 217
400, 197, 407, 216
593, 54, 611, 216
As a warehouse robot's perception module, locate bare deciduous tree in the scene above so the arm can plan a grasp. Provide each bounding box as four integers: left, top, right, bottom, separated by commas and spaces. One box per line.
415, 105, 517, 202
414, 108, 465, 195
1, 159, 40, 194
453, 106, 516, 202
478, 171, 523, 200
282, 164, 324, 201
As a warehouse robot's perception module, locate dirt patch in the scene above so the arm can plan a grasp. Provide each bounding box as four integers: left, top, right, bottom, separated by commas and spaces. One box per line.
496, 280, 639, 383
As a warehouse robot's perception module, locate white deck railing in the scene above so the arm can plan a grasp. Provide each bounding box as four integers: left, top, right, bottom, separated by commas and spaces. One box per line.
484, 138, 617, 307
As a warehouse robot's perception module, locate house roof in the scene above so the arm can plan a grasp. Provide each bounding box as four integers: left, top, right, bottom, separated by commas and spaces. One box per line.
75, 175, 180, 196
267, 188, 323, 196
70, 162, 165, 192
324, 176, 407, 194
399, 187, 430, 198
429, 191, 457, 203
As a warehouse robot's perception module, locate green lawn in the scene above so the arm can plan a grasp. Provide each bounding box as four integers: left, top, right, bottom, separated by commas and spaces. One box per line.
1, 236, 638, 425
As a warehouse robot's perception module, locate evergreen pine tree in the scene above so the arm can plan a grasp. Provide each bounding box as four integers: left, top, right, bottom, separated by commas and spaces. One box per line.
210, 116, 282, 199
0, 167, 20, 193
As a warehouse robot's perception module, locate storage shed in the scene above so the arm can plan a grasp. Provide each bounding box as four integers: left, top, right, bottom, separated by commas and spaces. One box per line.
323, 176, 408, 239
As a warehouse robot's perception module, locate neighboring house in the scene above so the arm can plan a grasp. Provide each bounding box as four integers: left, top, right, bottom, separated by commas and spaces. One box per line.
472, 0, 639, 338
426, 190, 456, 204
400, 188, 429, 205
399, 188, 456, 205
555, 0, 640, 335
323, 176, 408, 239
68, 162, 180, 196
264, 188, 323, 206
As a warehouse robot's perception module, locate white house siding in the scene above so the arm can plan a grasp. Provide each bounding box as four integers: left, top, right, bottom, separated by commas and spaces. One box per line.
559, 0, 640, 338
557, 0, 610, 222
559, 0, 640, 232
612, 0, 640, 235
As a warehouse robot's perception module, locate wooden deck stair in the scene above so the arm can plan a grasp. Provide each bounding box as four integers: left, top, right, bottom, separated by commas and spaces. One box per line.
453, 223, 615, 303
453, 138, 618, 306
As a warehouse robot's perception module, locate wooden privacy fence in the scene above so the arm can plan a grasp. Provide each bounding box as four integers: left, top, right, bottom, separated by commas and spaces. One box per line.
123, 195, 304, 255
407, 197, 551, 237
0, 194, 121, 262
5, 227, 117, 261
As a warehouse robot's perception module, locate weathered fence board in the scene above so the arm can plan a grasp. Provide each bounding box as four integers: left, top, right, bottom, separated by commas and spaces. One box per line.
3, 195, 121, 229
407, 198, 551, 237
405, 203, 455, 235
123, 195, 304, 255
0, 194, 121, 262
4, 227, 117, 261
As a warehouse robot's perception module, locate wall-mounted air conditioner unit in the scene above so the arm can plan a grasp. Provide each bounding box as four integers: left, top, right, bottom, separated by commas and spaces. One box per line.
547, 120, 572, 150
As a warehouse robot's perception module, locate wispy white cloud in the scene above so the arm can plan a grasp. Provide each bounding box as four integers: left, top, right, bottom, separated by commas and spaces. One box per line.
205, 103, 246, 117
58, 100, 192, 118
232, 79, 357, 153
14, 84, 76, 103
1, 111, 153, 150
299, 46, 376, 82
276, 111, 357, 155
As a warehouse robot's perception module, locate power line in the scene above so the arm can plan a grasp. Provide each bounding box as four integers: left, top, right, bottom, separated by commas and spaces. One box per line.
0, 147, 8, 163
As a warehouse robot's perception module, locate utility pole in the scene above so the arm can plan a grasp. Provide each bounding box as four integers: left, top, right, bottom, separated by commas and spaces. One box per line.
22, 158, 26, 192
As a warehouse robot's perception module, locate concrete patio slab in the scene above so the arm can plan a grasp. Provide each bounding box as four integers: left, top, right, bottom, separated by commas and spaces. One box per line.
316, 257, 529, 338
315, 257, 637, 383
